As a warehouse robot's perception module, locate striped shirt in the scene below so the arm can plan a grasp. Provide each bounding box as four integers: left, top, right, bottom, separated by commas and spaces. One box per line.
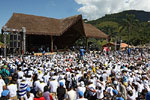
18, 81, 28, 97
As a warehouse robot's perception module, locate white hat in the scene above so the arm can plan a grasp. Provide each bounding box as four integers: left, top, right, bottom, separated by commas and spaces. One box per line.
40, 78, 44, 82
51, 76, 55, 80
22, 77, 26, 80
113, 81, 118, 85
80, 81, 85, 87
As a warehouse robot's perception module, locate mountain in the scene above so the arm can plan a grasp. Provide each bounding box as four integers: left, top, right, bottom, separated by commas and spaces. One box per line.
87, 10, 150, 46
88, 10, 150, 25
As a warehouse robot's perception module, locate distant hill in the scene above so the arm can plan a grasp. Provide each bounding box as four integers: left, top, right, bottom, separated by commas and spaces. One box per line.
88, 10, 150, 25
87, 10, 150, 46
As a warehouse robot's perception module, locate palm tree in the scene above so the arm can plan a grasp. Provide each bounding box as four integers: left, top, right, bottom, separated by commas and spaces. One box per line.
119, 14, 139, 46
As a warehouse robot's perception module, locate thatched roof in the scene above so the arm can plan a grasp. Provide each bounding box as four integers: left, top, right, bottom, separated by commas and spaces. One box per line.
4, 13, 108, 38
84, 23, 108, 39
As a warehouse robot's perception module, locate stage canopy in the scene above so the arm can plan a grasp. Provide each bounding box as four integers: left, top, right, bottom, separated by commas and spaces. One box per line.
2, 13, 108, 52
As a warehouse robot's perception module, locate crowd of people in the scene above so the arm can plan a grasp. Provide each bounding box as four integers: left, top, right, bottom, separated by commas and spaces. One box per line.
0, 49, 150, 100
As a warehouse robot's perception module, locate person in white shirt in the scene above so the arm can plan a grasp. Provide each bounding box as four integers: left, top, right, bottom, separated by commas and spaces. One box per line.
7, 80, 18, 99
49, 77, 59, 93
34, 78, 40, 90
66, 86, 77, 100
127, 90, 136, 100
77, 91, 88, 100
77, 81, 86, 99
96, 86, 104, 99
58, 77, 66, 88
38, 79, 47, 92
43, 72, 50, 84
87, 81, 97, 100
18, 68, 24, 78
0, 75, 6, 97
24, 87, 34, 100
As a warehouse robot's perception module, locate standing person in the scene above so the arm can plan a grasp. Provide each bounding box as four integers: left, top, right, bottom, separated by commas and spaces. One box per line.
0, 65, 10, 85
0, 75, 6, 98
79, 48, 85, 61
77, 81, 86, 99
49, 77, 59, 95
34, 77, 40, 96
17, 68, 24, 79
43, 86, 53, 100
66, 86, 77, 100
34, 91, 45, 100
7, 80, 18, 100
42, 50, 45, 55
87, 81, 97, 100
57, 82, 66, 100
38, 79, 47, 92
77, 91, 88, 100
18, 77, 28, 100
24, 87, 34, 100
119, 79, 127, 100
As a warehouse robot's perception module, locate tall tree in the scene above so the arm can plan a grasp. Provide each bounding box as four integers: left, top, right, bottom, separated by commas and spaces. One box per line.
119, 14, 139, 45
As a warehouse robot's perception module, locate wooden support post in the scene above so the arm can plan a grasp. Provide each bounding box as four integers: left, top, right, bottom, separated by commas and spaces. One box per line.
2, 26, 7, 58
86, 37, 88, 51
51, 36, 53, 52
22, 27, 26, 55
3, 33, 6, 58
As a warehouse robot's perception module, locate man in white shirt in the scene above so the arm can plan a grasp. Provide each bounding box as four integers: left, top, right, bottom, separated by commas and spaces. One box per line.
96, 86, 104, 99
34, 79, 40, 93
18, 68, 24, 78
87, 81, 97, 100
7, 81, 18, 99
49, 77, 59, 93
43, 72, 50, 84
77, 91, 88, 100
38, 79, 47, 92
24, 87, 34, 100
0, 75, 6, 97
77, 81, 86, 99
66, 86, 77, 100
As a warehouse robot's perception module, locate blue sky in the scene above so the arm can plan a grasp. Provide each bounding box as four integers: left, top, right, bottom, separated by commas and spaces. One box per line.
0, 0, 149, 29
0, 0, 81, 29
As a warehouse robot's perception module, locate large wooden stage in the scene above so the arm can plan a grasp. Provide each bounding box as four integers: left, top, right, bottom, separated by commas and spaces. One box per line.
34, 52, 56, 56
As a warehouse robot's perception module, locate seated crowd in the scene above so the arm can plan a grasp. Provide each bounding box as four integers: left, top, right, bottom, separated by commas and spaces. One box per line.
0, 50, 150, 100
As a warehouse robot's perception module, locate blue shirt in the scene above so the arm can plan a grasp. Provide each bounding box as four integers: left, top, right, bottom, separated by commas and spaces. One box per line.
80, 49, 85, 56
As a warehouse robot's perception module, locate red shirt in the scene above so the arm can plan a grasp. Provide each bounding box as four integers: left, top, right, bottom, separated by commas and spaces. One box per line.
34, 97, 45, 100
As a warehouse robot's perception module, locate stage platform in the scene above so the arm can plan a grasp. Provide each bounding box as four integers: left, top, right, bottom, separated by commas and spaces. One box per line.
34, 52, 56, 56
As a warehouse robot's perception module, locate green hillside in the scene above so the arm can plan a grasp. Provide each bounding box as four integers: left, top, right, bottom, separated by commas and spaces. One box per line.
88, 10, 150, 46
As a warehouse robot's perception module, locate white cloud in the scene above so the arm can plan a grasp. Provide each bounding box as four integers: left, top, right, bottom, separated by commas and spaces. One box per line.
75, 0, 150, 20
